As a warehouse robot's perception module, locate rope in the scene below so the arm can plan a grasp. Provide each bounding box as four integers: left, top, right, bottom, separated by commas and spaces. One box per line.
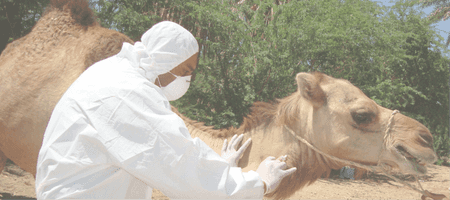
283, 110, 434, 199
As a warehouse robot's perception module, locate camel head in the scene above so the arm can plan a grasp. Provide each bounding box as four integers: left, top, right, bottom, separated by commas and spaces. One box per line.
289, 72, 437, 174
262, 72, 438, 199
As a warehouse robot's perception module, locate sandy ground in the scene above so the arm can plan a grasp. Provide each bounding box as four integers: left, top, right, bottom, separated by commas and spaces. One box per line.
1, 159, 448, 199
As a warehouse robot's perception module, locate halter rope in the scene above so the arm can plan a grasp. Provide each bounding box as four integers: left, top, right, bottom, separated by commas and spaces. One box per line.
283, 110, 434, 199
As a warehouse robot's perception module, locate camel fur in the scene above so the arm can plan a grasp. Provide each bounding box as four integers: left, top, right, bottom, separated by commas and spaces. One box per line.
0, 0, 133, 175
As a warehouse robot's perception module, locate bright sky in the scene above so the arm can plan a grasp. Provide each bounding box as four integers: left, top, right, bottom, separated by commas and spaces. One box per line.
373, 0, 449, 56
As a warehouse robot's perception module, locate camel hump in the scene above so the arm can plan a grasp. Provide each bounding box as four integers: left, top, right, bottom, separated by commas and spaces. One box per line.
48, 0, 96, 27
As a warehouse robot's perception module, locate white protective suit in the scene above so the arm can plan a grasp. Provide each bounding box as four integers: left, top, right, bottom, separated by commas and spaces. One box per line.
35, 21, 265, 199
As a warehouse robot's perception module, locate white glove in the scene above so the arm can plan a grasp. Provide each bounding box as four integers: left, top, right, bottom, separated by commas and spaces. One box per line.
256, 155, 297, 195
221, 134, 252, 167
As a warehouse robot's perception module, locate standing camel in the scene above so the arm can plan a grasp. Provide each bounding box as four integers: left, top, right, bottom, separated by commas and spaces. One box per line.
0, 0, 437, 199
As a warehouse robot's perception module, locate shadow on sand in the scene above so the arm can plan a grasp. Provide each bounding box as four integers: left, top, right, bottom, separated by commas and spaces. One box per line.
0, 192, 36, 199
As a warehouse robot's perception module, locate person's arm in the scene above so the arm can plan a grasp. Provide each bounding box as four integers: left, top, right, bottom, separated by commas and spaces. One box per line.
101, 84, 265, 199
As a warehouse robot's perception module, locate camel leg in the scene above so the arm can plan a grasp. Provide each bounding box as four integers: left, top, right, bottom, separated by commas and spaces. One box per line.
354, 168, 369, 180
0, 150, 7, 174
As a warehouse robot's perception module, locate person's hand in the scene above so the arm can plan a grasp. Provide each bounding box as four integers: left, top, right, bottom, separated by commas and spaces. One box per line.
256, 155, 297, 195
221, 134, 252, 167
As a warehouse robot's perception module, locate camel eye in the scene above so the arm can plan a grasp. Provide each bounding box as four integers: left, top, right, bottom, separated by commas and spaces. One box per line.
352, 112, 373, 124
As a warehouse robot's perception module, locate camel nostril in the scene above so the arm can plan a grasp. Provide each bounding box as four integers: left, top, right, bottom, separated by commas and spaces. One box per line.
417, 131, 433, 148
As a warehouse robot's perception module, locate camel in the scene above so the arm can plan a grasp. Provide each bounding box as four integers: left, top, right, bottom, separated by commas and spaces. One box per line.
0, 0, 438, 199
0, 0, 133, 176
172, 72, 438, 199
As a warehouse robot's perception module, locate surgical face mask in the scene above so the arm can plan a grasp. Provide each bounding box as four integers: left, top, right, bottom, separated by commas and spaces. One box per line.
158, 72, 191, 101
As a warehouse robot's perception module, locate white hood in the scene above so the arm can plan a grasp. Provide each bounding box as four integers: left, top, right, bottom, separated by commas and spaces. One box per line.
117, 21, 199, 82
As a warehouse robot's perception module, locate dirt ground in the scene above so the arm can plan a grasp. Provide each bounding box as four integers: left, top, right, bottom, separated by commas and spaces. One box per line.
1, 159, 448, 199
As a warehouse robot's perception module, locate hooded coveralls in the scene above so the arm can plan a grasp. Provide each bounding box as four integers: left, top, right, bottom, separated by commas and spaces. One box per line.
35, 21, 265, 199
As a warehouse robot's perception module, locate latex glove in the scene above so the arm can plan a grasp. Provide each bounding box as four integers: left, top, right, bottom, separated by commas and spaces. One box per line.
221, 134, 252, 167
256, 155, 297, 195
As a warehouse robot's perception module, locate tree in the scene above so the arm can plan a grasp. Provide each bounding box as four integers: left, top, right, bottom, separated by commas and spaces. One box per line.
93, 0, 449, 127
91, 0, 198, 41
414, 0, 450, 162
416, 0, 450, 46
0, 0, 50, 53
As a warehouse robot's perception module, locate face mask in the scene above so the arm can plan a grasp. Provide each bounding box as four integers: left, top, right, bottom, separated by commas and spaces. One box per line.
158, 72, 191, 101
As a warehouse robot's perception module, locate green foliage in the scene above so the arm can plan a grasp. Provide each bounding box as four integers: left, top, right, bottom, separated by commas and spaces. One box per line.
432, 131, 450, 161
0, 0, 50, 39
415, 0, 450, 47
93, 1, 449, 160
92, 0, 190, 41
391, 0, 450, 161
417, 0, 450, 21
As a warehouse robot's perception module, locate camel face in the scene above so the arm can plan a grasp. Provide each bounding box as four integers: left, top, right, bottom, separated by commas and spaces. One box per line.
296, 73, 437, 175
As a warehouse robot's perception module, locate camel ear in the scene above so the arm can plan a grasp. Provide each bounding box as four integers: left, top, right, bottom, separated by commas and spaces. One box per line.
296, 72, 326, 107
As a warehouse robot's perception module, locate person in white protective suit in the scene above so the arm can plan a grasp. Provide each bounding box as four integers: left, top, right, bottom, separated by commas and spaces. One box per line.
35, 21, 297, 199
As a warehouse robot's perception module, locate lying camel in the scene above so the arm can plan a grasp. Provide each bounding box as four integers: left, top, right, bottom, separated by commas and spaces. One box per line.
0, 0, 438, 199
0, 0, 133, 175
172, 72, 438, 199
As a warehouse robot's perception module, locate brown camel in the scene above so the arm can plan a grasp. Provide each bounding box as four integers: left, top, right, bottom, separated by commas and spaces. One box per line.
0, 0, 438, 199
0, 0, 133, 176
171, 72, 437, 199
